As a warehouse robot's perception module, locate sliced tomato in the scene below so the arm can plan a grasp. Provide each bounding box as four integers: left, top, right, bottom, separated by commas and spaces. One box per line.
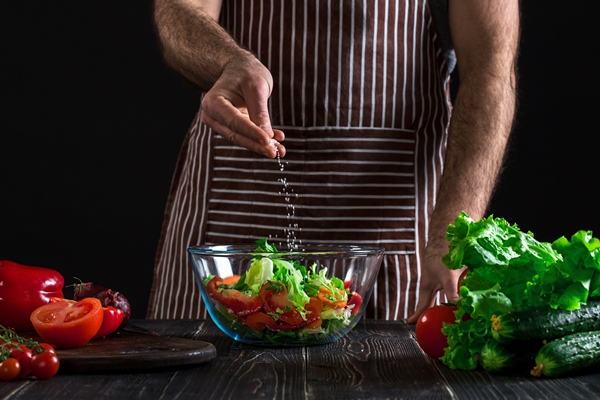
303, 297, 324, 328
206, 276, 262, 317
347, 292, 363, 315
259, 282, 304, 325
30, 297, 104, 348
245, 312, 277, 332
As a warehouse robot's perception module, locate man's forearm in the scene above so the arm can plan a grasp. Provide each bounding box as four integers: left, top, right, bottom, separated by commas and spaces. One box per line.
429, 69, 517, 245
153, 0, 251, 92
428, 0, 519, 247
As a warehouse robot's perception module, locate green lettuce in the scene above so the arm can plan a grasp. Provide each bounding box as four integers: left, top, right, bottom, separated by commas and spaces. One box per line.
245, 258, 275, 293
440, 212, 600, 370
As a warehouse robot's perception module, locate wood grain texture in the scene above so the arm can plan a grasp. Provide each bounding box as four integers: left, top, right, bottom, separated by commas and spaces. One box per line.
1, 319, 599, 400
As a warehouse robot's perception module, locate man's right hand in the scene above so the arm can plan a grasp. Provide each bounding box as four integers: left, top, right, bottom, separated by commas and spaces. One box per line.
200, 56, 286, 159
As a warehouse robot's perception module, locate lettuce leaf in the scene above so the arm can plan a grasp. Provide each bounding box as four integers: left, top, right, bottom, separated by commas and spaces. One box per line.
443, 212, 561, 310
245, 258, 275, 294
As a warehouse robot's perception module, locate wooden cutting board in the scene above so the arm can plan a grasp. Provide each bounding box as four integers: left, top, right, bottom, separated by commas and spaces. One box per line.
34, 326, 217, 374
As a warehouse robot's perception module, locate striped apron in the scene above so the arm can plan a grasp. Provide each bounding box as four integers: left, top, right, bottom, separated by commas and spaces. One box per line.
147, 0, 453, 321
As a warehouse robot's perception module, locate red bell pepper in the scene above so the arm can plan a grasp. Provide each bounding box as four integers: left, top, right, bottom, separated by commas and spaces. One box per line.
0, 260, 65, 331
93, 306, 125, 338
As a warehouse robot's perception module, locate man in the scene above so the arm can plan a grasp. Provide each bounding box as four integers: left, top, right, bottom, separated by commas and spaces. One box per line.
147, 0, 519, 323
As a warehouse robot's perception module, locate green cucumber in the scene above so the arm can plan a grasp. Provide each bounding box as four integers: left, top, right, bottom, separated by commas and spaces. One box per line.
479, 339, 538, 373
491, 299, 600, 344
530, 330, 600, 378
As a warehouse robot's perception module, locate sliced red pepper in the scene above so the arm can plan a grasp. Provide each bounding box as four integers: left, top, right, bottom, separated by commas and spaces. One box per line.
0, 260, 65, 331
206, 276, 262, 317
94, 306, 125, 338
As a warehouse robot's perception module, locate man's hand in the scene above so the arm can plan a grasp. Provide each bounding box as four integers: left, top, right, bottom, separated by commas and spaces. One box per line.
154, 0, 285, 158
200, 57, 286, 159
406, 245, 463, 324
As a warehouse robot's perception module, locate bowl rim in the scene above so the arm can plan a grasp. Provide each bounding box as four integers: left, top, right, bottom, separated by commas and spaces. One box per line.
187, 243, 386, 257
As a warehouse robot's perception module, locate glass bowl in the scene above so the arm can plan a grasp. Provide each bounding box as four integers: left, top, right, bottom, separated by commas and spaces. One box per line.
188, 243, 384, 346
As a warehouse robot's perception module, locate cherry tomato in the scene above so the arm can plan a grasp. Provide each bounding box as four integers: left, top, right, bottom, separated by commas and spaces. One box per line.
206, 276, 262, 317
415, 304, 458, 359
36, 343, 57, 355
93, 306, 125, 338
30, 351, 60, 380
0, 358, 21, 381
30, 297, 104, 348
9, 344, 32, 378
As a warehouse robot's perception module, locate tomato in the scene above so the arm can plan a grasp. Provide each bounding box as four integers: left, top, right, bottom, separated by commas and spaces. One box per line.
206, 276, 262, 317
36, 343, 56, 355
0, 358, 21, 381
93, 306, 125, 338
415, 304, 458, 359
245, 312, 277, 332
302, 297, 323, 327
259, 282, 305, 325
9, 344, 32, 378
347, 292, 363, 315
30, 351, 60, 379
0, 260, 65, 331
30, 297, 104, 348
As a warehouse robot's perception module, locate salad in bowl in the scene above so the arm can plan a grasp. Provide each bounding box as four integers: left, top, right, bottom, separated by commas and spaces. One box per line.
189, 239, 384, 346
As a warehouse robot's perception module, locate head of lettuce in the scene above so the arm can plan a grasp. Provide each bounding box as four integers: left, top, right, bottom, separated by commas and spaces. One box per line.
439, 211, 600, 370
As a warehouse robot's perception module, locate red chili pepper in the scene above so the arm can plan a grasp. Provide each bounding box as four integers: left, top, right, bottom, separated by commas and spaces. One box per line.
0, 260, 65, 331
93, 306, 125, 338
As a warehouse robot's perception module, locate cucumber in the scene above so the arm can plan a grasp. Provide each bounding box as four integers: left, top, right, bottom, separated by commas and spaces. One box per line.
530, 330, 600, 378
479, 339, 538, 373
491, 299, 600, 344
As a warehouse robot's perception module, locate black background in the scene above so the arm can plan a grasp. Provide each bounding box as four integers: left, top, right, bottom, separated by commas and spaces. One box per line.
2, 2, 599, 319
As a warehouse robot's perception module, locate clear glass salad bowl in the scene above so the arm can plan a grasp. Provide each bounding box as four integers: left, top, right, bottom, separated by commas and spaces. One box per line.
188, 241, 385, 346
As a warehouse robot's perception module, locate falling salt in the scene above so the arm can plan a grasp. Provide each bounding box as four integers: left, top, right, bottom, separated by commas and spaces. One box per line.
270, 139, 301, 251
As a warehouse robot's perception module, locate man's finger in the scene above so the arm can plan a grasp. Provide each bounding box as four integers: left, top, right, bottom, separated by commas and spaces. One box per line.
202, 112, 280, 158
243, 84, 275, 145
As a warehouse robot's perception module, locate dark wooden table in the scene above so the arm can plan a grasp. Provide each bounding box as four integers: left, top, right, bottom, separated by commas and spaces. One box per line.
2, 319, 599, 399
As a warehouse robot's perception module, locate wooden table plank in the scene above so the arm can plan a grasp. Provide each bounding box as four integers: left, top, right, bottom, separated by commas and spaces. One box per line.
1, 319, 599, 400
